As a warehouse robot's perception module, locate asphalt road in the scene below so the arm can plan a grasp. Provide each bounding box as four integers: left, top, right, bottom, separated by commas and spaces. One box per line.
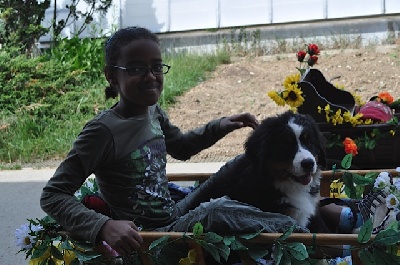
0, 162, 224, 265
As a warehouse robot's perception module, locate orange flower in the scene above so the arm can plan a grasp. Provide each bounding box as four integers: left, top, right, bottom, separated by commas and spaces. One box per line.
377, 91, 394, 104
343, 137, 358, 156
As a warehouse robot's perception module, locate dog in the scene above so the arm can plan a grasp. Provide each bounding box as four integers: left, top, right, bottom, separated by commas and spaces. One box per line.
225, 110, 327, 231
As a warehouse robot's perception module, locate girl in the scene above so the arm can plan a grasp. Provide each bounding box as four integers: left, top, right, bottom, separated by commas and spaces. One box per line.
40, 27, 305, 261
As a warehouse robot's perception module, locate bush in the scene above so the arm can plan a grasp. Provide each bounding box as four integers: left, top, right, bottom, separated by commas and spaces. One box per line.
0, 40, 230, 164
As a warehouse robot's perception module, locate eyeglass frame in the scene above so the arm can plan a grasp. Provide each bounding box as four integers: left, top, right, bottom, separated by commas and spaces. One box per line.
110, 63, 171, 76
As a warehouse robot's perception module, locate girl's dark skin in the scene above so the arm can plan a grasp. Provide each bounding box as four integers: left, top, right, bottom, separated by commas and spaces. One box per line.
100, 38, 259, 256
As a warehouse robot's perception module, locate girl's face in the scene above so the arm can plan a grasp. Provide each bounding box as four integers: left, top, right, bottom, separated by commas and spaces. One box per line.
110, 39, 164, 116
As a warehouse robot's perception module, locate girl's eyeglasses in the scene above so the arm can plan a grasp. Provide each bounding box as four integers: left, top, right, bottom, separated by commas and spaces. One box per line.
111, 64, 171, 76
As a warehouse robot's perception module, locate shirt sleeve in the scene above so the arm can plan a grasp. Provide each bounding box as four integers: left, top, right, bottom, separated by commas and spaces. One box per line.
40, 121, 114, 246
157, 105, 229, 160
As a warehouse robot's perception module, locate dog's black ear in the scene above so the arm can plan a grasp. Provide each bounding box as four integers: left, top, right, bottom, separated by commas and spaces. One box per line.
244, 124, 265, 167
244, 117, 274, 175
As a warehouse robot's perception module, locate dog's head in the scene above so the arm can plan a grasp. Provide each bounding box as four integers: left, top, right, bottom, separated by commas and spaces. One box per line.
245, 110, 326, 185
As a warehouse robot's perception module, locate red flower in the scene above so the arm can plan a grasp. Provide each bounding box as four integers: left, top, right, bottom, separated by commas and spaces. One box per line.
343, 137, 358, 156
307, 55, 318, 66
307, 44, 320, 56
296, 51, 307, 62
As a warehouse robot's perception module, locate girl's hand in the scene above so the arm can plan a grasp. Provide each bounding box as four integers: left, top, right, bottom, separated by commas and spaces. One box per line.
98, 220, 143, 257
220, 113, 259, 132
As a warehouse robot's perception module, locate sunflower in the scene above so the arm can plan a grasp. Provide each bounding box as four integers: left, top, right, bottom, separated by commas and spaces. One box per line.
267, 91, 286, 106
282, 84, 304, 108
282, 73, 301, 89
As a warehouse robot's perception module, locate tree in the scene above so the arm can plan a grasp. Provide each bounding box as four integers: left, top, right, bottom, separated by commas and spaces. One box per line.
0, 0, 51, 53
0, 0, 113, 54
53, 0, 113, 39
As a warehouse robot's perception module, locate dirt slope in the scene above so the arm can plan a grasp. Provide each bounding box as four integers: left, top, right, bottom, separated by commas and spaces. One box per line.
166, 45, 400, 163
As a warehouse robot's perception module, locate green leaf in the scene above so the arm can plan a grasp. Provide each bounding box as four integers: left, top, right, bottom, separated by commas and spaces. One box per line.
372, 247, 400, 264
60, 239, 74, 251
215, 243, 230, 262
341, 153, 353, 169
277, 225, 295, 242
238, 229, 263, 240
200, 242, 221, 263
50, 245, 63, 260
358, 218, 373, 243
71, 240, 94, 251
31, 244, 49, 259
204, 232, 223, 243
373, 229, 400, 245
230, 239, 248, 251
148, 235, 170, 251
358, 249, 376, 265
285, 242, 308, 261
352, 173, 375, 185
223, 235, 235, 246
193, 222, 204, 236
281, 249, 292, 264
273, 245, 283, 264
73, 249, 101, 262
342, 172, 357, 198
247, 245, 269, 261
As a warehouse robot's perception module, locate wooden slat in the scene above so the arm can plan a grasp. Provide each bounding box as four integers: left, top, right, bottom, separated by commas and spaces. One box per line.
139, 231, 372, 246
167, 169, 399, 183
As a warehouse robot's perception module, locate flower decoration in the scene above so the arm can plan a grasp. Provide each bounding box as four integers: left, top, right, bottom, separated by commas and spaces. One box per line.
343, 137, 358, 156
376, 91, 394, 105
268, 44, 321, 110
268, 43, 400, 163
16, 178, 107, 265
15, 223, 42, 251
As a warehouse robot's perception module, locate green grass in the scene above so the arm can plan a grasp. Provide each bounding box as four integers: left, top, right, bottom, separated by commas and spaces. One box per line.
0, 45, 231, 166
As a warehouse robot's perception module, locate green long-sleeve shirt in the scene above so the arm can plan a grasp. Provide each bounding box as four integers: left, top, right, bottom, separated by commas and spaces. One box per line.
40, 104, 228, 245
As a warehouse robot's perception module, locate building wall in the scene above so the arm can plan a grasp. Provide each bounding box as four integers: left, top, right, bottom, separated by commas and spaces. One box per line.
39, 0, 400, 47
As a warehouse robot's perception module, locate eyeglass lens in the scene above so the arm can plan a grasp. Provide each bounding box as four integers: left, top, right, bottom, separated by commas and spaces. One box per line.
128, 64, 170, 76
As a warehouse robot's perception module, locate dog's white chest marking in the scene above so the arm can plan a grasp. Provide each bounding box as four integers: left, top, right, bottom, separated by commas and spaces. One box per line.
275, 179, 320, 227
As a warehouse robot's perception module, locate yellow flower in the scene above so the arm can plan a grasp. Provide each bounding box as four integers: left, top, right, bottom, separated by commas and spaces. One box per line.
179, 249, 197, 265
267, 91, 286, 106
342, 111, 352, 123
63, 249, 77, 265
282, 84, 304, 108
334, 84, 345, 90
362, 119, 373, 125
350, 92, 365, 106
29, 247, 51, 265
330, 109, 344, 125
283, 73, 301, 89
390, 130, 396, 136
330, 180, 347, 198
324, 104, 331, 114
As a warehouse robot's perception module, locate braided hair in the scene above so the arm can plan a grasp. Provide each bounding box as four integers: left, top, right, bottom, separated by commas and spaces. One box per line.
104, 27, 160, 99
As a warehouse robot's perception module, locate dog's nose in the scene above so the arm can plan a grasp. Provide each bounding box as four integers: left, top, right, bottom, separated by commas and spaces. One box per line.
301, 159, 315, 172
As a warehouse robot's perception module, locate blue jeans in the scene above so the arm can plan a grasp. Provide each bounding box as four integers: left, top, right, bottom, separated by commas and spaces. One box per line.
157, 196, 308, 234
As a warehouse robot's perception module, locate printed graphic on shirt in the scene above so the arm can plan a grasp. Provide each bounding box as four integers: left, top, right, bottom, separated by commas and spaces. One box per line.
128, 137, 174, 220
